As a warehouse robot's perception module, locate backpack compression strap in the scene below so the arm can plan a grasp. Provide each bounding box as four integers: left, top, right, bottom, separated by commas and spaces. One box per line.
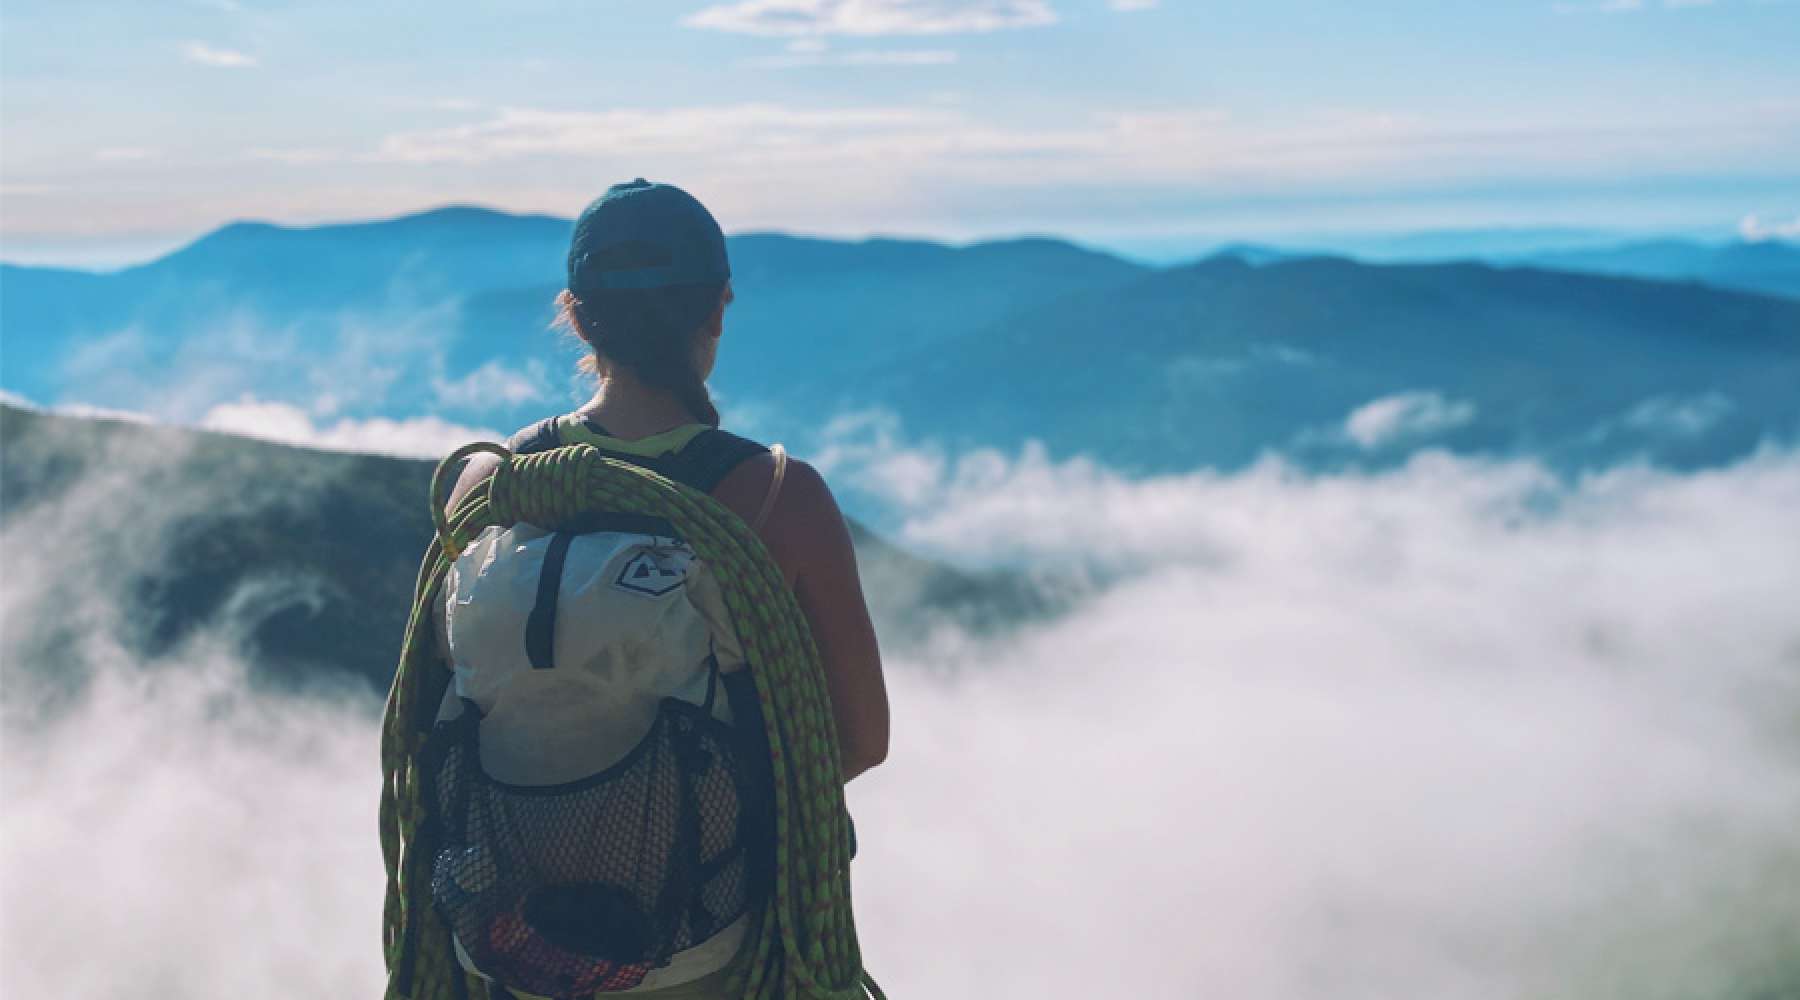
380, 441, 882, 1000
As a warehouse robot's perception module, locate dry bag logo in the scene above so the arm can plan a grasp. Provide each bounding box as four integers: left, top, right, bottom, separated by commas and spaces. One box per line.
613, 547, 688, 597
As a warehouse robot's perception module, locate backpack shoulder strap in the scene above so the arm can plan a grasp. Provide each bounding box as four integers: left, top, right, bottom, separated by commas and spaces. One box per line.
672, 428, 772, 494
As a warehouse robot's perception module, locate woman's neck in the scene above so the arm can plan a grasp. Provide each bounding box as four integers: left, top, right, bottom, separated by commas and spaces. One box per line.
578, 373, 700, 440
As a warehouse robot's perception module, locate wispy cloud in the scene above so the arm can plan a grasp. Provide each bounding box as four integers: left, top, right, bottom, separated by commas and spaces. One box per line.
1344, 391, 1478, 449
199, 396, 500, 458
1553, 0, 1721, 12
371, 104, 944, 164
747, 47, 960, 68
1620, 392, 1736, 437
430, 359, 555, 412
683, 0, 1055, 37
358, 99, 1800, 194
181, 41, 257, 68
1109, 0, 1159, 10
94, 147, 158, 163
19, 96, 1800, 246
1739, 212, 1800, 241
246, 146, 347, 165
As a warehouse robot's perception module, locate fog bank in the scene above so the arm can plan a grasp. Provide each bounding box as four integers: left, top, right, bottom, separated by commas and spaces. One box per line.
6, 440, 1799, 998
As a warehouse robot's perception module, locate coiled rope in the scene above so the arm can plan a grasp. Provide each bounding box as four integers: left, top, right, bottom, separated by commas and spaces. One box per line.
381, 441, 882, 1000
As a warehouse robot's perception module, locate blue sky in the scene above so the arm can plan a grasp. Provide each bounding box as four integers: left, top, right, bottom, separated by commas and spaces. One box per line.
3, 0, 1798, 265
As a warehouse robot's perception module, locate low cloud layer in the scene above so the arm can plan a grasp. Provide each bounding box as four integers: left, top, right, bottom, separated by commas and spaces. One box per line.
847, 443, 1800, 997
1739, 213, 1800, 242
5, 420, 1799, 998
199, 396, 500, 458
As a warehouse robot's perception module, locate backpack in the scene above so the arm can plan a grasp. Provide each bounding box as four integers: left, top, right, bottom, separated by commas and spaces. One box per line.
422, 421, 785, 997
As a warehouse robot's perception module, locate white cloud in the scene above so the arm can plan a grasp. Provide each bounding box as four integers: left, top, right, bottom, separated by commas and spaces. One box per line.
50, 403, 158, 425
46, 98, 1786, 240
431, 359, 554, 411
53, 297, 464, 430
814, 410, 949, 508
94, 147, 158, 163
181, 41, 258, 68
1166, 344, 1318, 386
683, 0, 1056, 37
1344, 391, 1478, 449
372, 104, 942, 165
12, 391, 501, 459
909, 442, 1557, 571
1109, 0, 1159, 9
246, 146, 345, 165
747, 47, 960, 68
1738, 212, 1800, 241
354, 100, 1800, 216
199, 396, 500, 457
3, 652, 382, 998
857, 445, 1800, 997
1621, 392, 1735, 437
1554, 0, 1721, 11
2, 427, 384, 998
1552, 0, 1642, 12
9, 421, 1800, 998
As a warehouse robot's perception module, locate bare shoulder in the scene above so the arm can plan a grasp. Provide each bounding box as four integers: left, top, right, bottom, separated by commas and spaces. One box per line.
710, 449, 780, 524
763, 458, 855, 574
714, 453, 851, 585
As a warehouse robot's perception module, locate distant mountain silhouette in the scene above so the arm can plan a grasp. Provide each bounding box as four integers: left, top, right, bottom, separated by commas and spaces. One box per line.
1522, 239, 1800, 300
838, 254, 1800, 472
3, 207, 1795, 478
1219, 233, 1799, 299
0, 402, 1063, 692
1202, 244, 1294, 267
1321, 227, 1629, 261
1, 207, 1147, 436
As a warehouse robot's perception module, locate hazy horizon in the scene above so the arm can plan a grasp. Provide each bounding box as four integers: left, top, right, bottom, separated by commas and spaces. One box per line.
0, 199, 1784, 272
5, 1, 1797, 267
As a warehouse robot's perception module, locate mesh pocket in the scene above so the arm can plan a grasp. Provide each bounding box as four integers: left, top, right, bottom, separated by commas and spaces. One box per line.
429, 697, 754, 998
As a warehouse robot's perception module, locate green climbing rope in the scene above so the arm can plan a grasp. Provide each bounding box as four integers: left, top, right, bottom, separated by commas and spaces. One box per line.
380, 441, 882, 1000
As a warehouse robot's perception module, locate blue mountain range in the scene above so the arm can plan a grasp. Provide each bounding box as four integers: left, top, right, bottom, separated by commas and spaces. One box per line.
3, 206, 1796, 476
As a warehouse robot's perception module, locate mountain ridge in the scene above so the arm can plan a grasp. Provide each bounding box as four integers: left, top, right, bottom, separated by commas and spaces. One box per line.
4, 207, 1796, 484
839, 251, 1800, 472
16, 203, 1792, 291
0, 401, 1065, 694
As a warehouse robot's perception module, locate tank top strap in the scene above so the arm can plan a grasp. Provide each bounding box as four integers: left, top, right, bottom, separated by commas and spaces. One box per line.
504, 416, 562, 456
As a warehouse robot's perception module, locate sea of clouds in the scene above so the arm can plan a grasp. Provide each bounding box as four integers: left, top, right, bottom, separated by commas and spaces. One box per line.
4, 411, 1799, 999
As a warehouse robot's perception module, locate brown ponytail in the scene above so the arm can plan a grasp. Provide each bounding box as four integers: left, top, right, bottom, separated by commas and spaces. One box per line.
556, 286, 723, 427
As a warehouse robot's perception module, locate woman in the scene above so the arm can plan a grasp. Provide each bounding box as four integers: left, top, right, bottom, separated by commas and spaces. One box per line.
435, 179, 888, 997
